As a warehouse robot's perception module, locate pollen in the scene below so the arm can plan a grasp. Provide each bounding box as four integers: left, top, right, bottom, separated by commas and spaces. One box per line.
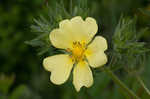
68, 41, 86, 63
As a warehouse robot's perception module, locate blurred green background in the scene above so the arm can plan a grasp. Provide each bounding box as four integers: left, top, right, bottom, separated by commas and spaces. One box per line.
0, 0, 150, 99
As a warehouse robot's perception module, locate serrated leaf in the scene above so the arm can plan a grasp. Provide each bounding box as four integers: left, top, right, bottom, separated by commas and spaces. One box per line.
112, 16, 150, 73
25, 40, 45, 47
27, 0, 91, 57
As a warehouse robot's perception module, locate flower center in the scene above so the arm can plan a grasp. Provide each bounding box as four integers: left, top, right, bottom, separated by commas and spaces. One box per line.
67, 41, 86, 63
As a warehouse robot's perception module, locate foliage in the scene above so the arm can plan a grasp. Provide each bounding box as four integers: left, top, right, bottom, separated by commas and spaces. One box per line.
0, 0, 150, 99
111, 16, 149, 74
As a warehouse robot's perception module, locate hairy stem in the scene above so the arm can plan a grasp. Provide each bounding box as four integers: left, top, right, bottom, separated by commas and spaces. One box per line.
104, 67, 140, 99
136, 76, 150, 96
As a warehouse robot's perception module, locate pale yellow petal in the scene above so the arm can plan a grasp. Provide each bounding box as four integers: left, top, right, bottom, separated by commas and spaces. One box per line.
70, 16, 89, 42
59, 16, 86, 43
85, 36, 108, 68
85, 17, 98, 39
50, 16, 98, 49
70, 16, 98, 43
59, 19, 70, 29
53, 17, 88, 48
70, 16, 84, 24
59, 16, 98, 45
87, 36, 107, 52
73, 61, 93, 92
50, 28, 73, 49
43, 54, 73, 85
86, 51, 107, 68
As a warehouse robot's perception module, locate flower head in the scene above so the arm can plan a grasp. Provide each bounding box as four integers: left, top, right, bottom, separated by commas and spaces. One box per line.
43, 16, 108, 91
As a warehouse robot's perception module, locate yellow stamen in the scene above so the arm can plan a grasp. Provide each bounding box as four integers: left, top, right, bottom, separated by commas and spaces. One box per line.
67, 41, 86, 63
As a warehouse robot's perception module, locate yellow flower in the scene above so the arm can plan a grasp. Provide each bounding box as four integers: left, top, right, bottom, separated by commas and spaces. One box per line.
43, 16, 108, 92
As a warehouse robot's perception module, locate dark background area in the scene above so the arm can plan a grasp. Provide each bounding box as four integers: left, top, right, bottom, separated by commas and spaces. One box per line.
0, 0, 150, 99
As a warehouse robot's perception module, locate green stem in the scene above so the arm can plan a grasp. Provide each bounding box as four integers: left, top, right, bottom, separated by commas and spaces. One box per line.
136, 76, 150, 96
104, 68, 140, 99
